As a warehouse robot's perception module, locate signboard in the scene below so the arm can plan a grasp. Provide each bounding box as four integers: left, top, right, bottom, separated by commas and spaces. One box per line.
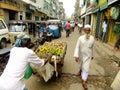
0, 14, 4, 20
90, 0, 99, 13
98, 0, 108, 11
80, 0, 84, 7
90, 0, 97, 7
29, 5, 36, 11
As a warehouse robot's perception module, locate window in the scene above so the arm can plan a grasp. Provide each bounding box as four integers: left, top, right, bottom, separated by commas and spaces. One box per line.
30, 0, 36, 3
0, 20, 6, 29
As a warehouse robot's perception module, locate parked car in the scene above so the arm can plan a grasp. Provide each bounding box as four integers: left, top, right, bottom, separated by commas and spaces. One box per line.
0, 18, 10, 49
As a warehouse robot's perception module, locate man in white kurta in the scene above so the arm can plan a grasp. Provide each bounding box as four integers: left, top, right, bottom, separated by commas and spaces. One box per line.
0, 35, 45, 90
74, 24, 94, 89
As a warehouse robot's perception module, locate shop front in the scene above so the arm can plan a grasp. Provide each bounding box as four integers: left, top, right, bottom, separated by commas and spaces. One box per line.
94, 0, 108, 41
0, 2, 20, 23
107, 0, 120, 44
90, 0, 99, 36
25, 4, 36, 20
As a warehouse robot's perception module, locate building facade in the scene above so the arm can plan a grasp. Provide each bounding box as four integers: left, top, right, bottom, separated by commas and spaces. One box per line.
78, 0, 120, 46
0, 0, 20, 24
58, 2, 65, 20
0, 0, 61, 24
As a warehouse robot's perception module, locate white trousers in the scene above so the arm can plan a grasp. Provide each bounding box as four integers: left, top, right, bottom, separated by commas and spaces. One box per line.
81, 70, 88, 81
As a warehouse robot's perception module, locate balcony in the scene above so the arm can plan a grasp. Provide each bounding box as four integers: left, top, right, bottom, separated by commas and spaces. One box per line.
22, 0, 38, 7
0, 0, 20, 8
30, 0, 36, 3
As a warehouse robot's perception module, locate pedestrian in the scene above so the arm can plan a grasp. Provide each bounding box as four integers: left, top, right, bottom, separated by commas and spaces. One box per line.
70, 22, 75, 32
74, 24, 94, 90
0, 34, 51, 90
78, 23, 83, 34
58, 21, 63, 37
65, 21, 71, 37
39, 24, 44, 37
102, 19, 107, 42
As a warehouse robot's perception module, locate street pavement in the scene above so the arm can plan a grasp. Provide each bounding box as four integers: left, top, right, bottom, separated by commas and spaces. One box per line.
94, 39, 120, 90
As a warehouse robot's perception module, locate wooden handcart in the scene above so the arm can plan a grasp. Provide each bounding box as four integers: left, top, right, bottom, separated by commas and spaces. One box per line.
31, 41, 67, 82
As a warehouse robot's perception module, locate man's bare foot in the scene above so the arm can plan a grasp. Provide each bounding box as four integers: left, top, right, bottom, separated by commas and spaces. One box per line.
82, 80, 88, 90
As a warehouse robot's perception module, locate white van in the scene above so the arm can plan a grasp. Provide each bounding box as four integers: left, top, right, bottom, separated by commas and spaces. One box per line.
0, 18, 10, 49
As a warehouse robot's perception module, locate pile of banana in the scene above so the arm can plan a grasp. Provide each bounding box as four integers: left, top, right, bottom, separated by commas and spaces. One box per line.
35, 41, 66, 58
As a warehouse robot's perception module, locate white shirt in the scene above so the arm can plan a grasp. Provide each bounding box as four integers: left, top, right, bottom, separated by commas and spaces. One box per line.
0, 47, 44, 90
74, 35, 94, 72
102, 22, 107, 32
78, 24, 83, 28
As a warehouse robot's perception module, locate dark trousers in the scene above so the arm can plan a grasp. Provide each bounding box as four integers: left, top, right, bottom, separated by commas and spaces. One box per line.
66, 30, 70, 37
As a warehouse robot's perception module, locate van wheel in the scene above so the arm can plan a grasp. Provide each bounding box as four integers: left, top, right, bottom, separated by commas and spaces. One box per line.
0, 39, 7, 49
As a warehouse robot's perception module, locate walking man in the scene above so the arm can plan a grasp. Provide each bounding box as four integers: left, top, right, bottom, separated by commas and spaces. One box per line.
102, 20, 107, 42
74, 24, 94, 90
65, 21, 71, 37
78, 23, 83, 34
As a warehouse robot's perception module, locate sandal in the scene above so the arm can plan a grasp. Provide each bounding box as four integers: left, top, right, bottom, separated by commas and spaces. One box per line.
82, 80, 88, 90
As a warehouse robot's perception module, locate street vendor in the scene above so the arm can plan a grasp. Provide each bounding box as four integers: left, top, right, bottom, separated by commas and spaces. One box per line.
0, 34, 51, 90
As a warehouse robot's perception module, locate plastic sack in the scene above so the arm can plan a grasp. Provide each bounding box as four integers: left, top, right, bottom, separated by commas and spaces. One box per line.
31, 62, 55, 82
24, 64, 33, 79
38, 62, 55, 82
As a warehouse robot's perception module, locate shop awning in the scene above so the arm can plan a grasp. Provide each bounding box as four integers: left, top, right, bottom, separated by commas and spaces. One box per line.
80, 13, 86, 18
100, 4, 108, 11
0, 3, 20, 11
92, 6, 99, 13
29, 4, 36, 11
108, 0, 118, 5
80, 11, 93, 18
86, 12, 93, 16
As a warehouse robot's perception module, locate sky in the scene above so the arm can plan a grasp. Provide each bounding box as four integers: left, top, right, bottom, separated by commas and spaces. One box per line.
59, 0, 75, 18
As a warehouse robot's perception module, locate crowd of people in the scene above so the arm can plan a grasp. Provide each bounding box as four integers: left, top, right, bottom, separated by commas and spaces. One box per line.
37, 20, 77, 40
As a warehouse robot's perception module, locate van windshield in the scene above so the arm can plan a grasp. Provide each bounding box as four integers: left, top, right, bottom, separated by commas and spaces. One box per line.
9, 24, 26, 32
0, 20, 6, 29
